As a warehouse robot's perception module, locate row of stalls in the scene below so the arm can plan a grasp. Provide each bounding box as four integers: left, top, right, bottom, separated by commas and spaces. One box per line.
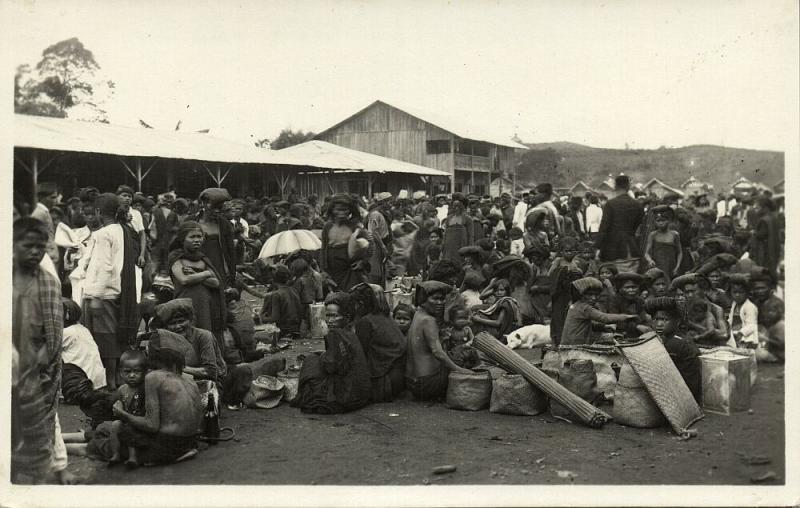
12, 114, 451, 205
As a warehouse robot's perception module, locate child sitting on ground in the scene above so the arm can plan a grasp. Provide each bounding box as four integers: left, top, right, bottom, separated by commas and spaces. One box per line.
65, 350, 148, 466
595, 262, 618, 312
392, 303, 415, 337
441, 306, 479, 369
727, 274, 758, 348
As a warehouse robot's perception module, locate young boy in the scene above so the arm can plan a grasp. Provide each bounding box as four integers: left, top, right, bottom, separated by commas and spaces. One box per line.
392, 303, 415, 336
727, 274, 758, 348
291, 257, 323, 339
645, 297, 702, 403
560, 277, 637, 346
508, 227, 525, 256
441, 306, 479, 369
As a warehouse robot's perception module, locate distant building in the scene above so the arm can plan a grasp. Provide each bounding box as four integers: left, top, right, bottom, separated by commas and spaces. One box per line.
594, 180, 615, 199
490, 176, 515, 197
642, 178, 685, 198
315, 100, 527, 197
731, 177, 755, 196
569, 181, 596, 197
680, 175, 714, 197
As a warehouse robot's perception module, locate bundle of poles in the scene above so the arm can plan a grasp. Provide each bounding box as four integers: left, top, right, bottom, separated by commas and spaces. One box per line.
472, 332, 612, 428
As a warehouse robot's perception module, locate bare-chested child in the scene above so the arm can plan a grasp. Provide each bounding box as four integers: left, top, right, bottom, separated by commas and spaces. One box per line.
405, 281, 472, 401
442, 306, 479, 369
111, 348, 203, 466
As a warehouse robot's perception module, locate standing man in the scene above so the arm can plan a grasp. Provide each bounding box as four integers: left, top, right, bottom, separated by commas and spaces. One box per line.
81, 193, 139, 390
585, 194, 603, 241
30, 182, 61, 271
512, 192, 530, 231
467, 194, 486, 241
596, 174, 644, 265
117, 186, 147, 302
150, 193, 180, 276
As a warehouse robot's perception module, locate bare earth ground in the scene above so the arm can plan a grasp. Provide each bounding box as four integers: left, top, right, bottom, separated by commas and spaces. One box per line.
57, 338, 785, 486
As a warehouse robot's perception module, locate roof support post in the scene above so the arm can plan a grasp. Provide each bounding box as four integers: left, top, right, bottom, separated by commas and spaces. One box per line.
367, 173, 375, 199
470, 170, 475, 194
32, 151, 38, 205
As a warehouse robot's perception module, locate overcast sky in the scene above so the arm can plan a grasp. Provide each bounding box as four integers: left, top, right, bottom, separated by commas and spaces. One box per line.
4, 0, 798, 153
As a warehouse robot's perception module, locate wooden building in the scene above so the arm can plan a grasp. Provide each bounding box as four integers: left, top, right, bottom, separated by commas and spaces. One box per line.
680, 175, 713, 197
642, 178, 685, 198
314, 100, 527, 196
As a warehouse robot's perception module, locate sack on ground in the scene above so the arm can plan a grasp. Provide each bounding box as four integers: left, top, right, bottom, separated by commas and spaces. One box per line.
549, 359, 601, 420
611, 363, 665, 428
490, 374, 548, 416
542, 346, 621, 398
446, 370, 493, 411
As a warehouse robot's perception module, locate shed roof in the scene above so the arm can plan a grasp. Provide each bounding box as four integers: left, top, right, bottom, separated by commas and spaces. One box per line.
316, 100, 529, 150
278, 140, 451, 176
13, 113, 301, 165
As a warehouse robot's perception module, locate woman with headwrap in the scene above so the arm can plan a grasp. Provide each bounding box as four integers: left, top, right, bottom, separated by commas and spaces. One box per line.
292, 292, 371, 413
350, 283, 407, 402
196, 188, 237, 288
149, 298, 226, 384
440, 193, 474, 262
319, 193, 374, 291
168, 221, 227, 347
471, 278, 522, 342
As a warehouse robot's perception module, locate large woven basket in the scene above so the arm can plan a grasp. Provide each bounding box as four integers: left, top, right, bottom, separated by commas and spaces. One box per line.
611, 364, 665, 428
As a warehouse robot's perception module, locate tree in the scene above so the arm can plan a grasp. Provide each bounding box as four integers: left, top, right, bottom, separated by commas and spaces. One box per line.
254, 138, 271, 148
14, 37, 114, 122
515, 148, 564, 186
269, 128, 316, 150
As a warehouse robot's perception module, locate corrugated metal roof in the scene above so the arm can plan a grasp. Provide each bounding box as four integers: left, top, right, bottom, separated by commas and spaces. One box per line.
278, 140, 451, 176
14, 113, 304, 165
317, 100, 529, 150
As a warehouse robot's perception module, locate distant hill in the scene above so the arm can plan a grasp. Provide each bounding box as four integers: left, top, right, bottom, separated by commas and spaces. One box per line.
514, 143, 784, 193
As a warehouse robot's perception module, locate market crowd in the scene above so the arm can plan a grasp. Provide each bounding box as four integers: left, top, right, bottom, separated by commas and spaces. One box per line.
11, 173, 785, 482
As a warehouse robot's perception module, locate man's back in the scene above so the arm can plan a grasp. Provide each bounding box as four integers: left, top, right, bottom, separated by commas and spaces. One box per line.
148, 370, 202, 437
405, 309, 440, 378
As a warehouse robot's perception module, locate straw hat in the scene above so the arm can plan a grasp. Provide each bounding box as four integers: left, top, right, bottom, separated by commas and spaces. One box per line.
243, 375, 285, 409
571, 277, 603, 295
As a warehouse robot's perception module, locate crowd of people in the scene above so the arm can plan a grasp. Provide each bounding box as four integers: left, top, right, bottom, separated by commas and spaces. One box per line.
11, 172, 785, 483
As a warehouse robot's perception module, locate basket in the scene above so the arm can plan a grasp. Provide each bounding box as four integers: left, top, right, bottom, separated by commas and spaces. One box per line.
446, 370, 492, 411
611, 364, 665, 428
490, 374, 548, 416
276, 370, 300, 403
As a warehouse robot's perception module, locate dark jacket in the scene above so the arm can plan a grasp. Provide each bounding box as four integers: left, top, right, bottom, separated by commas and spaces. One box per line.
596, 194, 644, 261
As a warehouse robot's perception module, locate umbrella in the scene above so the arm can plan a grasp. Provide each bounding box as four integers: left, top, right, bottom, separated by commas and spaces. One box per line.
258, 230, 321, 259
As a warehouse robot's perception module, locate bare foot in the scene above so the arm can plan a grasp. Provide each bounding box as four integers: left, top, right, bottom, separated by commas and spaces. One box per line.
57, 470, 81, 485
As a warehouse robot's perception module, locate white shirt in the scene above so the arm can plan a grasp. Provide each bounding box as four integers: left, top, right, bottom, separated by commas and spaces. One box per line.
716, 200, 728, 219
62, 323, 107, 389
586, 204, 603, 233
436, 205, 449, 223
510, 238, 525, 256
727, 299, 758, 346
231, 217, 249, 238
130, 208, 145, 234
512, 201, 529, 230
82, 223, 125, 299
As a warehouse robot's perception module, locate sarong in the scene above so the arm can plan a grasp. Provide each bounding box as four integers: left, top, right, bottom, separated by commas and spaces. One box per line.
118, 426, 198, 465
405, 368, 450, 401
82, 297, 123, 359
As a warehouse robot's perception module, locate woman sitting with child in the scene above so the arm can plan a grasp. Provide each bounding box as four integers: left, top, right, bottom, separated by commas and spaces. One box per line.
471, 278, 522, 343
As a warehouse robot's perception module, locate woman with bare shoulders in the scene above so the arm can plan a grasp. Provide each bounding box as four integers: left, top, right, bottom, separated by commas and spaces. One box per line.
319, 194, 373, 291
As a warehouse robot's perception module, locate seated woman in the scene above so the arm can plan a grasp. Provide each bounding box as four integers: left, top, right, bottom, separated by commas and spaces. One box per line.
560, 277, 636, 346
608, 272, 650, 337
644, 297, 702, 402
292, 292, 371, 414
471, 278, 522, 343
351, 284, 407, 402
149, 298, 227, 384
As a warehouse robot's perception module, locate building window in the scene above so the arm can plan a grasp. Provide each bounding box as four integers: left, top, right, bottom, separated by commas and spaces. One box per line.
426, 140, 451, 154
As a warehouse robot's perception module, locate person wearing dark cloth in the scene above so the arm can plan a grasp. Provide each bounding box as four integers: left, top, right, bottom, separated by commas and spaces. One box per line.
566, 196, 586, 240
561, 277, 637, 346
168, 220, 228, 348
12, 218, 63, 483
150, 299, 227, 384
645, 297, 702, 403
293, 292, 371, 414
351, 283, 407, 402
405, 281, 472, 401
548, 237, 582, 345
670, 273, 728, 345
81, 193, 139, 390
749, 196, 782, 281
596, 174, 644, 264
260, 264, 302, 338
608, 272, 650, 337
366, 192, 393, 286
466, 194, 486, 242
320, 193, 373, 291
150, 194, 180, 276
197, 188, 237, 287
441, 193, 474, 262
644, 205, 682, 281
472, 278, 522, 342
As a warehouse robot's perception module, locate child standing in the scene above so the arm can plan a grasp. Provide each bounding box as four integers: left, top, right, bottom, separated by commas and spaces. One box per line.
509, 227, 525, 256
392, 303, 415, 336
291, 257, 323, 339
644, 205, 683, 281
727, 274, 758, 348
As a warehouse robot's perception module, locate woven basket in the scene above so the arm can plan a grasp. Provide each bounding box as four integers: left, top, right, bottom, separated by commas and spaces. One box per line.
276, 370, 300, 403
611, 364, 665, 428
446, 370, 493, 411
617, 336, 703, 437
490, 374, 548, 416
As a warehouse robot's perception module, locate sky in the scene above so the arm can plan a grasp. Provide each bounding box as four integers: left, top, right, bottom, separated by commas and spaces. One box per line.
3, 0, 799, 153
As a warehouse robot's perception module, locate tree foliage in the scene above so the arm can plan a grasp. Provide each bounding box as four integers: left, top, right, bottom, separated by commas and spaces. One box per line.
14, 37, 114, 122
269, 128, 316, 150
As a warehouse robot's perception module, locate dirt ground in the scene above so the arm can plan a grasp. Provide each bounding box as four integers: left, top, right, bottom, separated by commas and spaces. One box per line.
57, 338, 785, 486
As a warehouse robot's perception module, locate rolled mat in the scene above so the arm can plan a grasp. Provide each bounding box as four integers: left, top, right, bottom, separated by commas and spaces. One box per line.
617, 335, 703, 438
473, 332, 611, 428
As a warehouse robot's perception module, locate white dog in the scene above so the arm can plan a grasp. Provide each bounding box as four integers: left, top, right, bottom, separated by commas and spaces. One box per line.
505, 324, 551, 349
